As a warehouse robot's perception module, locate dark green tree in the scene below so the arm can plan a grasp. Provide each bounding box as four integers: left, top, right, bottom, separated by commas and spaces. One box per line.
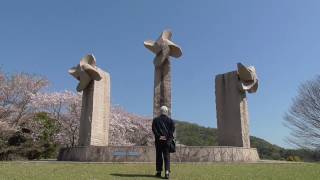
34, 112, 60, 159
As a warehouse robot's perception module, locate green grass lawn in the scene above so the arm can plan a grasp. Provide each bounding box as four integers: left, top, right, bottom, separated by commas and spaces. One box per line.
0, 162, 319, 180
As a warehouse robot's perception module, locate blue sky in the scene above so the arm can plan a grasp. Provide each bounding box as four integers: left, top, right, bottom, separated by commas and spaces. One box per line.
1, 0, 320, 148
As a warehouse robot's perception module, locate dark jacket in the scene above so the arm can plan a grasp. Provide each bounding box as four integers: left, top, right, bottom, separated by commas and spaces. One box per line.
152, 114, 175, 142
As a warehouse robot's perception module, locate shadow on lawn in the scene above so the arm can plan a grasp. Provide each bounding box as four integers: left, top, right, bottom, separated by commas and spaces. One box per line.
110, 173, 159, 179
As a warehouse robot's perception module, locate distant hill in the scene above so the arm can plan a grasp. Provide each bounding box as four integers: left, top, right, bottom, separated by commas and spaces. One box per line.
175, 120, 218, 146
175, 121, 320, 161
108, 107, 319, 162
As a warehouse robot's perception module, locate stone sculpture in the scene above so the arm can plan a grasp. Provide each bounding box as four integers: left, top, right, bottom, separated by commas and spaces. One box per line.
215, 63, 258, 148
69, 54, 110, 146
144, 30, 182, 117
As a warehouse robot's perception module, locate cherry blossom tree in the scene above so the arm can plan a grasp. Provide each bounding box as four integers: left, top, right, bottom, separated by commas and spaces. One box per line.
0, 69, 154, 147
30, 91, 81, 147
109, 106, 153, 146
0, 71, 6, 126
0, 71, 49, 128
31, 92, 154, 147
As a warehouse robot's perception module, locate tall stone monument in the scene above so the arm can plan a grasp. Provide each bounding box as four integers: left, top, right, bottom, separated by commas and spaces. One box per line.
144, 30, 182, 117
215, 63, 258, 148
58, 50, 260, 163
69, 54, 110, 146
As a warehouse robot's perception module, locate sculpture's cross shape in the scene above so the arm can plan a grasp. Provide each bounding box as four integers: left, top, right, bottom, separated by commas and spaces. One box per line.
144, 30, 183, 117
144, 30, 182, 67
69, 54, 102, 92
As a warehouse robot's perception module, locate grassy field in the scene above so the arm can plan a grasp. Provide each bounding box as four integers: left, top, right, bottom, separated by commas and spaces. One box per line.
0, 162, 319, 180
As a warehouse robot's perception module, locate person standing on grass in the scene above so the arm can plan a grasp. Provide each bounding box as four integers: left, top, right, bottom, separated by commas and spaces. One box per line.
152, 106, 175, 179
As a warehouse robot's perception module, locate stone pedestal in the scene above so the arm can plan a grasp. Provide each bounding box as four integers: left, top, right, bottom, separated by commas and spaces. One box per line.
215, 71, 250, 148
79, 69, 110, 146
58, 146, 259, 162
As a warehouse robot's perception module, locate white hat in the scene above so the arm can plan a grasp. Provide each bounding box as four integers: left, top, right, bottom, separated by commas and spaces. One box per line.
160, 106, 169, 115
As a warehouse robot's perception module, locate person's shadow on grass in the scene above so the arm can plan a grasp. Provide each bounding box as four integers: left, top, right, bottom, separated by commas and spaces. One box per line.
110, 173, 162, 179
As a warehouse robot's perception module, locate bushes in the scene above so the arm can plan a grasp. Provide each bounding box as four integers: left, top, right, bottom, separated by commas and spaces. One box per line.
0, 130, 56, 161
286, 155, 302, 162
0, 129, 41, 160
25, 149, 42, 160
8, 132, 27, 146
0, 112, 60, 160
0, 146, 42, 161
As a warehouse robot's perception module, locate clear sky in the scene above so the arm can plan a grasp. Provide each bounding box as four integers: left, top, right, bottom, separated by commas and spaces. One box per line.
1, 0, 320, 148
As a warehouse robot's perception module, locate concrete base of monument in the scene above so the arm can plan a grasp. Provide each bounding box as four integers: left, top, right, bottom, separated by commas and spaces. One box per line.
57, 146, 259, 162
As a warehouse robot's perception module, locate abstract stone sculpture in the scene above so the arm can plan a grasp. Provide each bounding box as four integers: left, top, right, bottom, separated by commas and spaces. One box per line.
144, 30, 182, 117
69, 54, 110, 146
215, 63, 258, 148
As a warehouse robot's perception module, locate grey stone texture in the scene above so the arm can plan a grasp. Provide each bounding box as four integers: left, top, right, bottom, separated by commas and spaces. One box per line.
144, 30, 182, 117
69, 54, 110, 146
58, 146, 259, 162
215, 63, 258, 148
